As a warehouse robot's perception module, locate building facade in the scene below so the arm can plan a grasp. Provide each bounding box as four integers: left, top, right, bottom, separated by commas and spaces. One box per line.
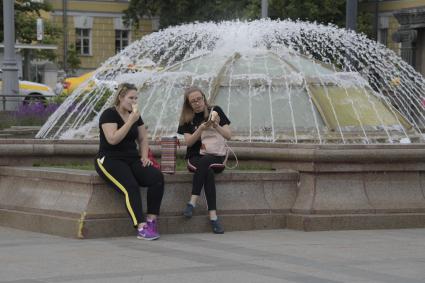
47, 0, 158, 75
362, 0, 425, 77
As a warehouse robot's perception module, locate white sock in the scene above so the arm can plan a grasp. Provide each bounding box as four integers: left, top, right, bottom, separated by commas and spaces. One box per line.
189, 195, 198, 207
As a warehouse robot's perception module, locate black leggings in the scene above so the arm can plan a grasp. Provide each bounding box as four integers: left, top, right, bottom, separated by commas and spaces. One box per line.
94, 155, 164, 226
188, 155, 225, 211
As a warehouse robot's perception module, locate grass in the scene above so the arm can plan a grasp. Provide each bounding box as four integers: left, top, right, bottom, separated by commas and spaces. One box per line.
33, 157, 274, 171
0, 111, 16, 130
33, 162, 95, 171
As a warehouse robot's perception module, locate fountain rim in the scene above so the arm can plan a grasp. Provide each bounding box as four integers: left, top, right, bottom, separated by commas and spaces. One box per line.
1, 137, 424, 146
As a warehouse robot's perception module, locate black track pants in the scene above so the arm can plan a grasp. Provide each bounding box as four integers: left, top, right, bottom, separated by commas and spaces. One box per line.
187, 155, 225, 211
94, 155, 164, 226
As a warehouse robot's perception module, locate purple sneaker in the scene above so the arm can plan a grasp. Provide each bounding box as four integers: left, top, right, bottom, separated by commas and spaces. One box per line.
147, 219, 159, 235
137, 221, 160, 240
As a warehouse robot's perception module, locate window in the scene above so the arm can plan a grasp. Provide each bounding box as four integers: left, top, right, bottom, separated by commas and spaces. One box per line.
75, 28, 91, 55
378, 28, 388, 46
115, 30, 129, 53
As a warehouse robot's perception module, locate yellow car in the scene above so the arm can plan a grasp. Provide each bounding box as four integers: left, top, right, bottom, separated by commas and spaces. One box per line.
62, 64, 159, 96
63, 71, 95, 95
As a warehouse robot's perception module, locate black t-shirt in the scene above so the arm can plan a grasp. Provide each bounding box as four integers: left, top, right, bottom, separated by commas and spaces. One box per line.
98, 107, 144, 158
177, 105, 231, 159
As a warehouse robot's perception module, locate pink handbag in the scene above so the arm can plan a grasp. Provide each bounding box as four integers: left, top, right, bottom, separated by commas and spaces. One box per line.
199, 126, 238, 169
200, 127, 227, 156
200, 107, 227, 156
199, 107, 238, 169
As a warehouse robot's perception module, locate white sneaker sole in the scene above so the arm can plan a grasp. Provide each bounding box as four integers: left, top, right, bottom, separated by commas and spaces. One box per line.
137, 235, 160, 241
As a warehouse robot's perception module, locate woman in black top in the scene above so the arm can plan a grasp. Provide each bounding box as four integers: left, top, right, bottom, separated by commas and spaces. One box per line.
95, 83, 164, 240
177, 86, 231, 234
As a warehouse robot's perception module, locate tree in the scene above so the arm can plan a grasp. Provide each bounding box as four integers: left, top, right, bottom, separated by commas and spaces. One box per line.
123, 0, 159, 28
66, 45, 81, 76
244, 0, 352, 27
0, 0, 61, 61
124, 0, 251, 29
249, 0, 373, 38
124, 0, 373, 38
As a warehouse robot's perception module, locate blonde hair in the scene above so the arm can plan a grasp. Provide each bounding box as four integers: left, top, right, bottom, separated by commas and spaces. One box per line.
179, 86, 210, 126
114, 83, 137, 106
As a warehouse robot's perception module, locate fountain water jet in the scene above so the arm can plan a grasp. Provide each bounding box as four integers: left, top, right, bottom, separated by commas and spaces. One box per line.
36, 19, 425, 143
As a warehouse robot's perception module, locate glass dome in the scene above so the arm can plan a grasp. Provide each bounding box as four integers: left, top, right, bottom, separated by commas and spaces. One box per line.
135, 50, 411, 143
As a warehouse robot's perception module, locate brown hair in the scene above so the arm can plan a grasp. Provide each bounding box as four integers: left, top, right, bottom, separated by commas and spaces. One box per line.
179, 86, 210, 126
114, 83, 137, 106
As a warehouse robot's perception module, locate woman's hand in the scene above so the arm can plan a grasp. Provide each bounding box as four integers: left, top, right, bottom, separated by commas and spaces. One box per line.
199, 122, 211, 131
141, 156, 152, 167
212, 116, 221, 128
129, 103, 140, 124
184, 122, 211, 146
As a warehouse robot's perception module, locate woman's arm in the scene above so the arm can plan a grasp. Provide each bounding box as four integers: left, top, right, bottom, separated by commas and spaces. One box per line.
102, 121, 133, 145
214, 124, 232, 140
183, 123, 208, 146
138, 125, 152, 167
101, 109, 140, 145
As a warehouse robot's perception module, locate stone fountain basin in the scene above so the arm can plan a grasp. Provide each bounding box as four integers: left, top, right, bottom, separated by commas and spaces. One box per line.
0, 167, 297, 238
1, 139, 425, 238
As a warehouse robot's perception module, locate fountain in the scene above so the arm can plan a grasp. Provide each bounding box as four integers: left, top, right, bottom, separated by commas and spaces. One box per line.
36, 19, 425, 144
2, 20, 425, 238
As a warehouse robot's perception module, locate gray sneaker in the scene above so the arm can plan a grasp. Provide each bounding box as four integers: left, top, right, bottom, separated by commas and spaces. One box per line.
210, 219, 224, 234
183, 203, 194, 218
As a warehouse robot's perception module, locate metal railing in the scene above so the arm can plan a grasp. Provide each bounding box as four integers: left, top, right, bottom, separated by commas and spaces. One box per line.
0, 94, 24, 111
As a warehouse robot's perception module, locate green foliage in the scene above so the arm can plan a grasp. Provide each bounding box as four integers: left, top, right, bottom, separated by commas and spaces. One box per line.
51, 94, 68, 105
242, 0, 347, 26
93, 88, 114, 112
0, 111, 15, 130
125, 0, 373, 39
243, 0, 261, 20
0, 0, 61, 61
33, 162, 95, 171
36, 22, 62, 61
66, 44, 82, 76
124, 0, 252, 29
358, 11, 374, 39
0, 0, 48, 41
123, 0, 159, 28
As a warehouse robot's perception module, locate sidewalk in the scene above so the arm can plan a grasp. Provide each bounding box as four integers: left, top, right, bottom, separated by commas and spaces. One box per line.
1, 226, 425, 283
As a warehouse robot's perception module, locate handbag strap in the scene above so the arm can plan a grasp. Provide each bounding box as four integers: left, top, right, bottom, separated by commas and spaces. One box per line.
208, 106, 214, 122
223, 144, 238, 169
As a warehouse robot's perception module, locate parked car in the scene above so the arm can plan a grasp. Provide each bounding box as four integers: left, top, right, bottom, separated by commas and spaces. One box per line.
0, 71, 56, 111
63, 71, 95, 95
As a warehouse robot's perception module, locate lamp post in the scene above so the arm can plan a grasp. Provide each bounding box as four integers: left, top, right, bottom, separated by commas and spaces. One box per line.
2, 0, 19, 108
346, 0, 358, 31
63, 0, 68, 74
261, 0, 268, 19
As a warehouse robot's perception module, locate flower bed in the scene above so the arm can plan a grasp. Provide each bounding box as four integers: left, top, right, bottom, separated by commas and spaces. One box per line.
0, 102, 59, 130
